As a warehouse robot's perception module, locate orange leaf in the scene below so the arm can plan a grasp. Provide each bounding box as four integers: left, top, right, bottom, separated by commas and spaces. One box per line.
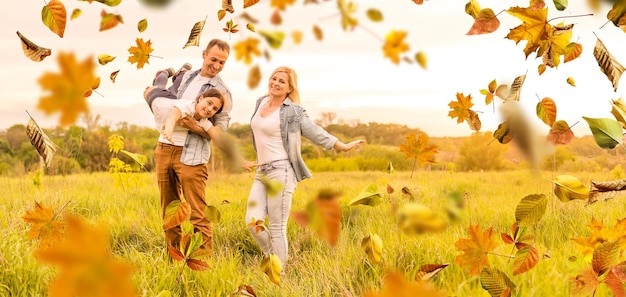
270, 0, 296, 11
448, 92, 474, 123
538, 63, 546, 75
127, 38, 153, 69
100, 9, 123, 31
167, 246, 185, 261
22, 201, 65, 247
41, 0, 67, 38
466, 8, 500, 35
412, 0, 424, 4
186, 258, 210, 271
312, 25, 323, 41
415, 263, 449, 281
382, 30, 409, 64
564, 42, 583, 63
37, 52, 97, 126
291, 189, 342, 246
547, 120, 573, 145
291, 30, 303, 44
363, 270, 445, 297
244, 0, 260, 8
454, 224, 499, 276
398, 133, 438, 166
270, 10, 282, 25
223, 19, 239, 33
513, 245, 540, 275
247, 64, 262, 89
217, 9, 226, 21
163, 200, 191, 230
536, 97, 557, 127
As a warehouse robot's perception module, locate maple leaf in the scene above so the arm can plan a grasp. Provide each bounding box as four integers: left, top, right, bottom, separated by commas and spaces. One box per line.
363, 270, 446, 297
448, 92, 474, 123
37, 52, 97, 126
399, 133, 438, 166
233, 37, 261, 65
455, 224, 499, 276
270, 0, 296, 11
382, 30, 409, 65
571, 217, 626, 261
22, 201, 65, 247
573, 241, 623, 297
35, 215, 137, 297
506, 7, 574, 67
127, 38, 153, 69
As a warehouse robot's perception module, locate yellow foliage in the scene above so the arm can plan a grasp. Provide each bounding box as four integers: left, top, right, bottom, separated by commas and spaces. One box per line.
382, 30, 409, 64
127, 38, 153, 69
233, 38, 261, 65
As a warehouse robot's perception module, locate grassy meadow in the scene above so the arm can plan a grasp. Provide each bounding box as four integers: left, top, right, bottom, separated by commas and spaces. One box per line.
1, 170, 625, 296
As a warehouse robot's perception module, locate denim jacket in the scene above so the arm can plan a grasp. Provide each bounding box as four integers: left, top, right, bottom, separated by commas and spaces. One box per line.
177, 70, 232, 166
251, 96, 338, 181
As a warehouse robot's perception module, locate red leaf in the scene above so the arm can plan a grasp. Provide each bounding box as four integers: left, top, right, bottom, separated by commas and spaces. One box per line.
186, 259, 210, 271
167, 246, 185, 261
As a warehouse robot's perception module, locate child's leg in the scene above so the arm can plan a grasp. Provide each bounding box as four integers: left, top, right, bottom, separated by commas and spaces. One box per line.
145, 88, 178, 112
152, 68, 175, 88
167, 63, 192, 96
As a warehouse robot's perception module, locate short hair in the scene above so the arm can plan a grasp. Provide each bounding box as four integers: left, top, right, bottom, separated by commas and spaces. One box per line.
197, 89, 225, 114
205, 39, 230, 53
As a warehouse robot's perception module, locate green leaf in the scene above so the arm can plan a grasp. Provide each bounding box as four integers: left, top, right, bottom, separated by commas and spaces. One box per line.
480, 267, 516, 297
163, 200, 191, 230
348, 184, 382, 206
261, 254, 282, 285
553, 175, 589, 202
387, 161, 395, 174
119, 149, 147, 171
553, 0, 568, 11
514, 194, 547, 227
137, 19, 148, 32
361, 233, 383, 263
258, 30, 285, 50
513, 246, 540, 275
582, 117, 623, 149
204, 205, 221, 223
186, 232, 203, 258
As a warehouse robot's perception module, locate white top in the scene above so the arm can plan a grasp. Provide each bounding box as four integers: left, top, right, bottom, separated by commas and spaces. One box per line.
179, 75, 211, 100
152, 98, 212, 146
251, 98, 288, 164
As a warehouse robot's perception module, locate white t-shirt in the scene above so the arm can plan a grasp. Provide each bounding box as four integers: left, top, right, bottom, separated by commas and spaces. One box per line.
152, 98, 212, 146
251, 98, 288, 164
179, 75, 211, 100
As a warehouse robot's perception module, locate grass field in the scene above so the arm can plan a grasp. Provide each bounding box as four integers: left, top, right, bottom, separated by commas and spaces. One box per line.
1, 170, 624, 296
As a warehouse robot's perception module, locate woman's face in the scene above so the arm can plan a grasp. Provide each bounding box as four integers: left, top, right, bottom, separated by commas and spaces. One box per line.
268, 71, 291, 99
195, 96, 222, 119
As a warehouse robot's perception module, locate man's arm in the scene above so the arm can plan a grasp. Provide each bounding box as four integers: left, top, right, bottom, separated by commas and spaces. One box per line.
178, 117, 211, 139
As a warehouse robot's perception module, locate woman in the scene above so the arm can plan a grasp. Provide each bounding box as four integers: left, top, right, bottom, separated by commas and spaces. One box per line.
245, 66, 364, 270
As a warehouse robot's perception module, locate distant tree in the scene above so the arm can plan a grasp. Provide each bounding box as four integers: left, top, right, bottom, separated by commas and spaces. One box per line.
315, 112, 337, 127
455, 132, 507, 171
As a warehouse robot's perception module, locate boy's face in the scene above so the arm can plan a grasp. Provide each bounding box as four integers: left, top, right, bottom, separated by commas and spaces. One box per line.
195, 96, 222, 119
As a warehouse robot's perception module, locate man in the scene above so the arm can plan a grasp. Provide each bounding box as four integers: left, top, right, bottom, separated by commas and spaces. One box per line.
152, 39, 232, 253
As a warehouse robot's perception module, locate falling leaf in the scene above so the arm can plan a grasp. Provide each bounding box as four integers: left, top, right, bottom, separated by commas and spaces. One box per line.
35, 215, 137, 297
22, 201, 65, 247
163, 200, 191, 230
70, 9, 82, 20
41, 0, 67, 38
291, 30, 303, 44
493, 121, 513, 144
593, 37, 624, 92
515, 194, 547, 227
553, 175, 589, 202
223, 19, 239, 33
506, 74, 526, 101
270, 10, 282, 25
607, 1, 626, 29
258, 30, 285, 49
506, 7, 573, 67
247, 64, 261, 89
553, 0, 568, 10
480, 79, 497, 105
270, 0, 296, 11
455, 224, 499, 276
239, 12, 259, 24
538, 63, 546, 75
205, 205, 221, 223
382, 30, 409, 64
110, 70, 120, 83
222, 0, 234, 13
480, 267, 516, 296
100, 10, 124, 32
184, 20, 206, 49
399, 132, 438, 167
412, 0, 424, 4
312, 25, 323, 41
386, 184, 394, 194
128, 38, 153, 69
610, 98, 626, 128
78, 0, 122, 6
415, 51, 427, 69
582, 117, 623, 149
467, 110, 481, 131
398, 203, 447, 234
246, 23, 255, 32
349, 184, 382, 206
38, 52, 98, 126
564, 42, 583, 63
261, 254, 281, 285
97, 54, 116, 65
465, 0, 481, 18
366, 8, 383, 22
364, 270, 446, 297
531, 0, 546, 9
567, 76, 576, 87
16, 31, 51, 62
259, 175, 284, 197
571, 218, 626, 260
387, 161, 395, 174
26, 114, 60, 168
401, 186, 414, 199
588, 179, 626, 204
244, 0, 260, 8
415, 263, 449, 281
337, 0, 358, 31
361, 233, 383, 263
233, 37, 261, 65
291, 189, 342, 246
137, 19, 148, 32
448, 93, 474, 123
547, 120, 574, 145
536, 97, 556, 127
83, 77, 100, 98
466, 7, 500, 35
217, 9, 226, 21
573, 241, 622, 296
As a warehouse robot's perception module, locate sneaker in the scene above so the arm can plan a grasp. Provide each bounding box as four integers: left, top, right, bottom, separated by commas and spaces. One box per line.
172, 63, 192, 82
152, 67, 175, 85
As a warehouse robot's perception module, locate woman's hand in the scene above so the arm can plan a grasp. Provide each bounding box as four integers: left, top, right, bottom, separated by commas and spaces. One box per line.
335, 139, 365, 152
241, 159, 259, 172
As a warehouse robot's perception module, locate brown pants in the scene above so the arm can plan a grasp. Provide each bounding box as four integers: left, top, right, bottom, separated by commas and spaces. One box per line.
155, 143, 212, 253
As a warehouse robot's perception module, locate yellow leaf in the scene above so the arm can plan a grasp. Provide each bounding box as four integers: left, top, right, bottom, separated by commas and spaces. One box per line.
312, 25, 323, 41
97, 54, 116, 65
448, 93, 474, 123
137, 19, 148, 32
41, 0, 67, 38
217, 9, 226, 21
465, 0, 481, 18
222, 0, 234, 13
553, 175, 589, 202
270, 0, 296, 11
291, 189, 342, 246
184, 20, 206, 49
247, 64, 261, 89
100, 9, 124, 32
382, 30, 409, 65
397, 203, 447, 235
415, 51, 427, 69
127, 38, 153, 69
454, 224, 499, 276
233, 37, 261, 65
364, 271, 446, 297
22, 201, 65, 247
338, 0, 358, 31
567, 76, 576, 87
366, 8, 383, 22
16, 31, 51, 62
246, 23, 255, 32
244, 0, 260, 8
361, 233, 383, 263
349, 184, 382, 207
398, 133, 438, 166
259, 175, 284, 197
291, 30, 303, 44
38, 52, 98, 126
261, 254, 282, 285
538, 63, 546, 75
258, 30, 285, 49
70, 9, 82, 20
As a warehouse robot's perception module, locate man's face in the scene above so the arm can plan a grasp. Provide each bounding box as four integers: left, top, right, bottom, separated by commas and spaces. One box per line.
201, 46, 229, 78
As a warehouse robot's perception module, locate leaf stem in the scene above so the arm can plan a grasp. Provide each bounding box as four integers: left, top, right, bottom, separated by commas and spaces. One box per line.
568, 121, 579, 130
599, 20, 611, 30
149, 55, 163, 59
52, 200, 71, 221
357, 24, 384, 43
487, 251, 514, 259
547, 13, 593, 23
494, 9, 505, 18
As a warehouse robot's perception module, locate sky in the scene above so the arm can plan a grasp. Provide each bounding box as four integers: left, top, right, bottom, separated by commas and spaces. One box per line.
1, 0, 625, 137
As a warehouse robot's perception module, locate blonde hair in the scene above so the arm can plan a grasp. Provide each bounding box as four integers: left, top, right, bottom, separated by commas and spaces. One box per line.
270, 66, 300, 104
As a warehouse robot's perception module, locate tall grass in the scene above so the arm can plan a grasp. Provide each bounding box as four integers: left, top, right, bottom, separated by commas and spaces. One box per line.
1, 170, 624, 296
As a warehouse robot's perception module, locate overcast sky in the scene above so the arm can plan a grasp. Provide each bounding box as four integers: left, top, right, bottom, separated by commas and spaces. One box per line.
2, 0, 625, 136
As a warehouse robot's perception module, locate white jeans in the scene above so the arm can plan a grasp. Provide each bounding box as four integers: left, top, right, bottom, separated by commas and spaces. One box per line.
245, 160, 297, 269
